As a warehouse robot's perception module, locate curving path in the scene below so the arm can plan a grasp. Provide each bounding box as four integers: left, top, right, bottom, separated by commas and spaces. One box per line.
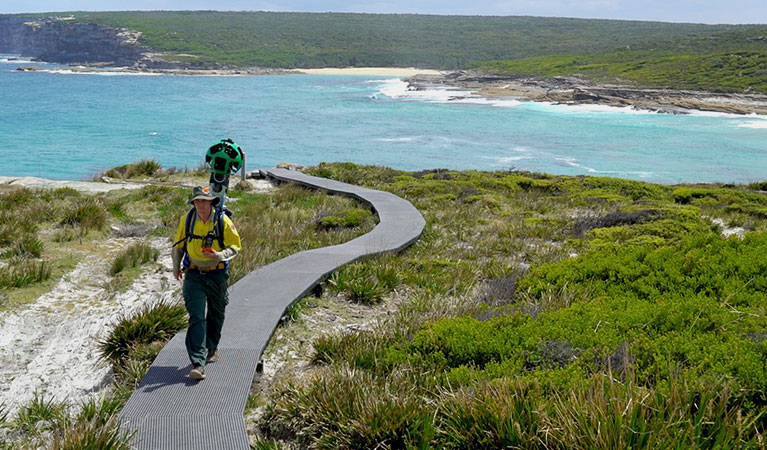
118, 168, 426, 449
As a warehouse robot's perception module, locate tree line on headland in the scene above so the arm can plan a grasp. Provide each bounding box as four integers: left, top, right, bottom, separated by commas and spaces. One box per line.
6, 10, 767, 93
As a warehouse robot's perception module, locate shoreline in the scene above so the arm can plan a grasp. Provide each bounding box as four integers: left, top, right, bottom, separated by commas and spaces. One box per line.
12, 62, 767, 115
16, 64, 441, 78
17, 62, 767, 115
404, 71, 767, 116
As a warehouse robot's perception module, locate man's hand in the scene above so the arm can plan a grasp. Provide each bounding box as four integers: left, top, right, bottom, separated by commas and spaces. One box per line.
173, 269, 183, 281
201, 248, 220, 260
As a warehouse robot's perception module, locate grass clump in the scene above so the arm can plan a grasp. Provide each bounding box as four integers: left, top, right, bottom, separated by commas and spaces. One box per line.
317, 208, 373, 230
253, 162, 767, 449
50, 414, 132, 450
13, 392, 69, 435
3, 393, 132, 450
327, 262, 397, 305
109, 242, 159, 276
99, 159, 162, 179
99, 300, 187, 366
0, 257, 52, 289
60, 197, 108, 234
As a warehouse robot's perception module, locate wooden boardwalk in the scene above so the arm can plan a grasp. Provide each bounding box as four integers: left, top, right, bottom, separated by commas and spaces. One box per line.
118, 168, 426, 449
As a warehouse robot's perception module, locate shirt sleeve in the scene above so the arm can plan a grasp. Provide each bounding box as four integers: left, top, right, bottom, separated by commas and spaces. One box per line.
218, 215, 242, 261
171, 213, 187, 271
173, 213, 187, 249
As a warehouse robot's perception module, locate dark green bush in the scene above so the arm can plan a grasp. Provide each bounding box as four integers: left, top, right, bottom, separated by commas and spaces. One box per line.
318, 208, 373, 229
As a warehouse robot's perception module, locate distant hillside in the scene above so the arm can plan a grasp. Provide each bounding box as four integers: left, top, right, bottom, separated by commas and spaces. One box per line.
2, 11, 765, 92
471, 27, 767, 93
9, 10, 748, 69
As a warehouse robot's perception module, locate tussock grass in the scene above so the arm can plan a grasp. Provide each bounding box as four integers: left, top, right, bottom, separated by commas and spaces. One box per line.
226, 184, 376, 284
60, 197, 108, 234
3, 392, 132, 450
109, 242, 159, 276
0, 257, 52, 289
51, 414, 132, 450
254, 162, 767, 448
2, 235, 44, 258
13, 392, 69, 435
316, 208, 373, 230
99, 159, 162, 180
98, 300, 187, 366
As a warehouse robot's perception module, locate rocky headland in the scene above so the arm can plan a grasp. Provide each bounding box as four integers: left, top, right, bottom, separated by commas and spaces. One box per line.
3, 16, 766, 114
405, 71, 767, 115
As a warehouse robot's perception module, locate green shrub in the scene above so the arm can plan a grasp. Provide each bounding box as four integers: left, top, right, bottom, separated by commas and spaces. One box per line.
109, 242, 159, 276
317, 208, 373, 229
99, 300, 187, 365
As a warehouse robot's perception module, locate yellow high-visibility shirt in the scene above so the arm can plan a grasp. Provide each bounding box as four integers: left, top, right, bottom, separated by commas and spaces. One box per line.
173, 210, 241, 268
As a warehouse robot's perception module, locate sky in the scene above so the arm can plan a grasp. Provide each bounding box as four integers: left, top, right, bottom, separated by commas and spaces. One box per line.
2, 0, 766, 25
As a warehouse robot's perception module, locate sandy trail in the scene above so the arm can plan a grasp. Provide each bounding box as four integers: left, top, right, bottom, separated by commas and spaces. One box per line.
0, 176, 273, 416
0, 237, 179, 415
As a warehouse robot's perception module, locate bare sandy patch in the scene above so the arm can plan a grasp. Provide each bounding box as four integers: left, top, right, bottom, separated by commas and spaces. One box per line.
0, 176, 146, 193
0, 237, 178, 415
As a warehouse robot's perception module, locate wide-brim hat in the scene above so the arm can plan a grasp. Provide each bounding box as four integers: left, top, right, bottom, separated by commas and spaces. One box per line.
188, 186, 220, 205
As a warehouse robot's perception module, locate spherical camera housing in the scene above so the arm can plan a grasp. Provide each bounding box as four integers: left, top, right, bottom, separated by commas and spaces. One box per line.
205, 139, 244, 176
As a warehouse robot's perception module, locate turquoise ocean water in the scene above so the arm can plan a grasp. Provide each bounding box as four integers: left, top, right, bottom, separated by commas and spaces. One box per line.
1, 56, 766, 184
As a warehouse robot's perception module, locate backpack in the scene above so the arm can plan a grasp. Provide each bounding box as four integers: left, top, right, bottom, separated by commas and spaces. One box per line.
173, 207, 232, 269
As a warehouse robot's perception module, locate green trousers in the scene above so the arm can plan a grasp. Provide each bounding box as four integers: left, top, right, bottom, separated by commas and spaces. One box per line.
182, 269, 229, 366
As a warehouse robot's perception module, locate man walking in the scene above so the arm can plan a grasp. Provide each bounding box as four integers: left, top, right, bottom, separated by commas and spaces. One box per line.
172, 186, 241, 380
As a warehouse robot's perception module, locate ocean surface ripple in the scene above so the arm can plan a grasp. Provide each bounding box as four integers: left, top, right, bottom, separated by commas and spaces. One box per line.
1, 57, 765, 184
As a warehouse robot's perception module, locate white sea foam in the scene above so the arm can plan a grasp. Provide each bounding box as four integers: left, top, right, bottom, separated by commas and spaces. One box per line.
493, 155, 534, 163
36, 68, 162, 76
555, 156, 585, 168
533, 101, 659, 115
375, 78, 476, 102
553, 157, 656, 178
373, 79, 668, 114
375, 136, 420, 143
736, 120, 767, 129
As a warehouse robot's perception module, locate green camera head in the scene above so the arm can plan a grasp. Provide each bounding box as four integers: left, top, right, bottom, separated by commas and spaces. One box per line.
205, 139, 244, 176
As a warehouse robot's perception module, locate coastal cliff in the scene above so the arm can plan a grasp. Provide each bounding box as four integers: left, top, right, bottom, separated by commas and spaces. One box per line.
0, 15, 145, 66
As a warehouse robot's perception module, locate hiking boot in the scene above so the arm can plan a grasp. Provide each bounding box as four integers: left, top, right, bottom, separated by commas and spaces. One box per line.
189, 363, 206, 380
207, 349, 219, 363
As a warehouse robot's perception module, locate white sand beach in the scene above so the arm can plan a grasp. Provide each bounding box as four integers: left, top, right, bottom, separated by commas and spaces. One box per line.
299, 67, 442, 76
